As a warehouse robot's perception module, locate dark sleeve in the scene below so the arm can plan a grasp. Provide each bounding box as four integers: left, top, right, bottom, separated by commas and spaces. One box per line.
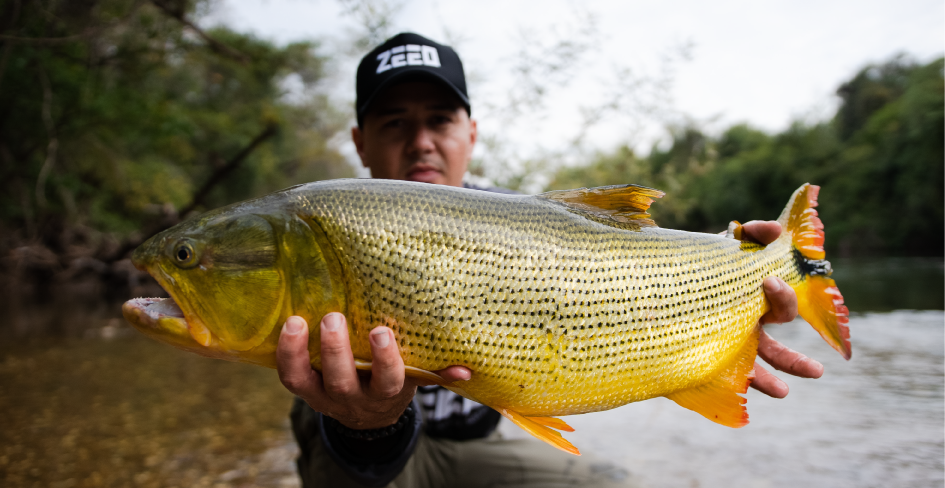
290, 397, 422, 488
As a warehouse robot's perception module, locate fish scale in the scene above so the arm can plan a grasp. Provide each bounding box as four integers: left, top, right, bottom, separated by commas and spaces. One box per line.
297, 180, 799, 416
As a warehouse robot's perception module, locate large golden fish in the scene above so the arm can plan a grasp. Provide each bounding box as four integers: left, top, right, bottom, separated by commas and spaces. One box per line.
123, 180, 850, 454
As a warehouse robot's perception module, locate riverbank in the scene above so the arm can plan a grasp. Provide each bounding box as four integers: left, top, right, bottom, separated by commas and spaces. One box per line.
0, 335, 298, 487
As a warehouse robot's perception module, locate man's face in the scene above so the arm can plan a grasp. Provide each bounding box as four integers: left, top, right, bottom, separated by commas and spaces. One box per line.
352, 81, 476, 187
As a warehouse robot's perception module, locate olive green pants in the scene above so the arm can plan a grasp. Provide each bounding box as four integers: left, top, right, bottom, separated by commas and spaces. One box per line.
297, 429, 639, 488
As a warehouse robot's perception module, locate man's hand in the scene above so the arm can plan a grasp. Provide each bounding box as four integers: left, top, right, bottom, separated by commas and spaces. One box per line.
276, 313, 470, 430
739, 221, 824, 399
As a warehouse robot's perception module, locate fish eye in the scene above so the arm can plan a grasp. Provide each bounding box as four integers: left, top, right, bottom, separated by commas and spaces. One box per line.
177, 247, 191, 261
172, 241, 198, 268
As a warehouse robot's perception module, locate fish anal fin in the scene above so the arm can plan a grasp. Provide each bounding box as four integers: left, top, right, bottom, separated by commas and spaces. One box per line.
499, 408, 581, 456
354, 359, 449, 385
666, 328, 760, 428
538, 184, 664, 228
524, 415, 575, 432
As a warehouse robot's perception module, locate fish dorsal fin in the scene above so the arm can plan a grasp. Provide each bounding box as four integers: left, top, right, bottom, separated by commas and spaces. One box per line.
665, 327, 760, 428
538, 184, 664, 228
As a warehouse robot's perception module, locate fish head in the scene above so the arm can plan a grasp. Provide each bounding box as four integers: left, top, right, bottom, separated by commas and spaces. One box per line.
124, 210, 288, 361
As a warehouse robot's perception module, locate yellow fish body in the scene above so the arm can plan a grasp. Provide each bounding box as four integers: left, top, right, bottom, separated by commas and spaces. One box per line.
124, 180, 850, 455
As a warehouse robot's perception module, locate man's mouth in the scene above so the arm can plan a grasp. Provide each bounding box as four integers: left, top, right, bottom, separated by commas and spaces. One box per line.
405, 164, 442, 183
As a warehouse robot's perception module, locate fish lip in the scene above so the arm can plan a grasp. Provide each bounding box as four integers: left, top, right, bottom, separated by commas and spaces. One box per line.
122, 297, 190, 339
125, 297, 186, 321
126, 263, 219, 348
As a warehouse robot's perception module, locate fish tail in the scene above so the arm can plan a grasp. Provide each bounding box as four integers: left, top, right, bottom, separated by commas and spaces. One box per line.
778, 184, 851, 360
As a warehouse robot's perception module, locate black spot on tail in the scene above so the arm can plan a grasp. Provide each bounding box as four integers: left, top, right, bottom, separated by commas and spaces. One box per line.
794, 248, 832, 277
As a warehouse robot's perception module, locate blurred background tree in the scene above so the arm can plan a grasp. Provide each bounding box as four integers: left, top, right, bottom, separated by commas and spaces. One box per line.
548, 56, 944, 257
0, 0, 353, 271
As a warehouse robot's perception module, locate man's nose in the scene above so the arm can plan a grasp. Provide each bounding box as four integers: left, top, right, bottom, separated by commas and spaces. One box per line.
406, 124, 436, 153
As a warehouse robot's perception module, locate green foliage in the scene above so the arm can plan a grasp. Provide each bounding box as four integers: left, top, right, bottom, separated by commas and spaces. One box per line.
548, 56, 944, 257
0, 0, 353, 239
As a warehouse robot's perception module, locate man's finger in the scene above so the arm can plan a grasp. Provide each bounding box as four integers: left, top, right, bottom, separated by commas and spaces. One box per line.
437, 366, 472, 383
740, 220, 782, 245
366, 327, 407, 400
757, 330, 824, 378
319, 312, 361, 402
749, 362, 789, 398
760, 277, 798, 325
277, 316, 324, 398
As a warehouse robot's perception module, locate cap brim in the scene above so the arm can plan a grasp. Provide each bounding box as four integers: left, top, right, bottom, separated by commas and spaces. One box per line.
357, 68, 470, 122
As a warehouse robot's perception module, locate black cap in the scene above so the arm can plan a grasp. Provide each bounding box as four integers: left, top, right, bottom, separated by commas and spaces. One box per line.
355, 32, 469, 126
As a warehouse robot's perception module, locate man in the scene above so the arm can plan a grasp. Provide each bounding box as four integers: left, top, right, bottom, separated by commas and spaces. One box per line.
276, 33, 822, 488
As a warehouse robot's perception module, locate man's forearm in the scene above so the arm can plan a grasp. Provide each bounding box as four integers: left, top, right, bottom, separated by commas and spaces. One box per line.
292, 397, 421, 487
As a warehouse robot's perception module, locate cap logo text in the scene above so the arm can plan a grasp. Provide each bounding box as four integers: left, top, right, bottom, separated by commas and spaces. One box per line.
376, 44, 441, 74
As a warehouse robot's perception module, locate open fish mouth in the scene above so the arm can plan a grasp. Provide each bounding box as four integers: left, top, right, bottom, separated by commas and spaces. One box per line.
122, 297, 198, 346
126, 297, 186, 321
123, 295, 219, 348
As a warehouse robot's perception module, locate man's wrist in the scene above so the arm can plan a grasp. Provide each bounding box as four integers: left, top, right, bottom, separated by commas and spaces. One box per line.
324, 404, 416, 441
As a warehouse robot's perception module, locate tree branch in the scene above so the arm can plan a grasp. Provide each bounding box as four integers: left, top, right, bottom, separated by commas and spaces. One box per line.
179, 123, 278, 216
107, 123, 279, 262
34, 64, 57, 211
150, 0, 250, 64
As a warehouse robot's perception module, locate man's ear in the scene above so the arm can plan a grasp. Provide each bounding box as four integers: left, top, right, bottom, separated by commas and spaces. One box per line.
351, 126, 368, 167
467, 118, 477, 160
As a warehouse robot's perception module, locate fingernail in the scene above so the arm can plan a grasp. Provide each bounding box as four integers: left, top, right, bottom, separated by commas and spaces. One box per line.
764, 278, 782, 293
322, 313, 343, 332
283, 316, 304, 335
371, 328, 390, 348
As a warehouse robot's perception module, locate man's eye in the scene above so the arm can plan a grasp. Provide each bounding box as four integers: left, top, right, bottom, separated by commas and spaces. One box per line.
382, 119, 403, 129
430, 115, 451, 126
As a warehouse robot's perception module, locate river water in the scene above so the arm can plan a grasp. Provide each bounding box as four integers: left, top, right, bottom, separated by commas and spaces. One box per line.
1, 258, 942, 487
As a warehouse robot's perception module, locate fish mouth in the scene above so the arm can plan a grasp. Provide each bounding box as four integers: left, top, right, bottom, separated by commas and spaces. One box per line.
122, 297, 189, 339
122, 296, 217, 350
123, 297, 186, 323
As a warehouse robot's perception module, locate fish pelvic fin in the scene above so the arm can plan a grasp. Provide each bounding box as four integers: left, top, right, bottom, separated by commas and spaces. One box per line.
498, 408, 581, 456
538, 184, 664, 228
778, 184, 852, 360
525, 415, 576, 432
666, 327, 760, 428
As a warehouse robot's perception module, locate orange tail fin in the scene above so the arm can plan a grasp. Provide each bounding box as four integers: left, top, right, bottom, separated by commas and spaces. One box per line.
778, 184, 852, 360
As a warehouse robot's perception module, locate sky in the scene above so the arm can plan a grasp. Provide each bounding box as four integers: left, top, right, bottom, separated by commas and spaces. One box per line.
207, 0, 944, 181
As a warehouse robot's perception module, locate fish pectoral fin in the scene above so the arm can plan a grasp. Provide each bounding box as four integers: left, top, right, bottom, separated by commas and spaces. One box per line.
353, 359, 449, 385
499, 408, 581, 456
404, 365, 448, 384
665, 327, 760, 428
525, 415, 575, 432
725, 220, 745, 241
353, 358, 373, 371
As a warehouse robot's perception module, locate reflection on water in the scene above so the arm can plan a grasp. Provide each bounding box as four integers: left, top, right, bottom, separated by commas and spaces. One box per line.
830, 257, 944, 312
0, 258, 942, 487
